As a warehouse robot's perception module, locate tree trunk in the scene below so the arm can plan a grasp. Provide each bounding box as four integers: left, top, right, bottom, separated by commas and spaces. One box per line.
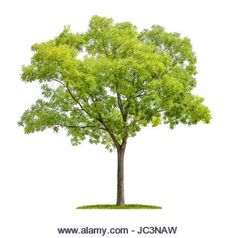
116, 142, 126, 206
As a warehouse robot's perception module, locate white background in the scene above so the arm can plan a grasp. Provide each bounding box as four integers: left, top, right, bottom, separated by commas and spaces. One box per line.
0, 0, 234, 237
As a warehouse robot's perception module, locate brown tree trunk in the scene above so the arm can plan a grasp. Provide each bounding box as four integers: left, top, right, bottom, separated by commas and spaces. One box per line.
116, 142, 126, 206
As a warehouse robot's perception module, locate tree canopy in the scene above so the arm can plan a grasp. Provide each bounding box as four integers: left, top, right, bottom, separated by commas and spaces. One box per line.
19, 16, 211, 151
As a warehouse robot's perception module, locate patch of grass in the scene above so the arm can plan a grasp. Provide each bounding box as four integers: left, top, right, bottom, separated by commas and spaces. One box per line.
76, 204, 162, 209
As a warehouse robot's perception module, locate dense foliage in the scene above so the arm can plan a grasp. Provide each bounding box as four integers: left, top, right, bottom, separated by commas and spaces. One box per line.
19, 16, 211, 151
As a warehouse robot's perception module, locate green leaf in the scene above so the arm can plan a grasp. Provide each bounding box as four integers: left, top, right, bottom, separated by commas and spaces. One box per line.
19, 15, 211, 150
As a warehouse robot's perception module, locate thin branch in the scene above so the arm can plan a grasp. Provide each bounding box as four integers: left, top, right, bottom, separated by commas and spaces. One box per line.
113, 72, 128, 122
53, 79, 79, 104
117, 93, 126, 120
87, 93, 121, 148
100, 27, 109, 57
53, 123, 107, 131
53, 78, 120, 148
136, 91, 145, 97
53, 78, 94, 118
96, 109, 121, 148
53, 78, 67, 87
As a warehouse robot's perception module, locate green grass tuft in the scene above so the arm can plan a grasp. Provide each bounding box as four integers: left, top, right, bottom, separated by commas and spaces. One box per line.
76, 204, 162, 209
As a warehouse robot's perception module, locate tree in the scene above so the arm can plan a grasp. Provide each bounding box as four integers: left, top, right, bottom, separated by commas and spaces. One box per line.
18, 16, 211, 206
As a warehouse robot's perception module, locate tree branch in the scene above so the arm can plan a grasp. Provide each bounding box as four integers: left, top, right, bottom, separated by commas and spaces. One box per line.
117, 93, 126, 121
88, 93, 121, 148
53, 123, 107, 131
53, 78, 120, 148
136, 90, 145, 98
53, 78, 94, 118
113, 73, 128, 122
